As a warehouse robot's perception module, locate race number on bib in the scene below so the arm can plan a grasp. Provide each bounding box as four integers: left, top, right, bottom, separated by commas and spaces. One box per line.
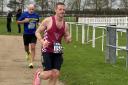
28, 22, 35, 29
54, 42, 63, 53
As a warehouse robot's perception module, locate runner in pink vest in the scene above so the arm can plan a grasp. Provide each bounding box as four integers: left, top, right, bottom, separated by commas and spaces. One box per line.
33, 2, 71, 85
42, 15, 65, 53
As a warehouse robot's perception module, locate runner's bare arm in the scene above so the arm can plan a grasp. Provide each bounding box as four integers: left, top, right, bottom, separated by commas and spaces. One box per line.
35, 18, 50, 43
17, 18, 30, 24
64, 23, 71, 43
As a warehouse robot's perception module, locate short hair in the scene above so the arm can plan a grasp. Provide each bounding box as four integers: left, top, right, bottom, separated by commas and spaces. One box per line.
27, 4, 35, 9
55, 2, 65, 8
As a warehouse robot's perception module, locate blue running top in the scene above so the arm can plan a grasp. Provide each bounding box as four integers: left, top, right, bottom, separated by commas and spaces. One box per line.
18, 11, 40, 34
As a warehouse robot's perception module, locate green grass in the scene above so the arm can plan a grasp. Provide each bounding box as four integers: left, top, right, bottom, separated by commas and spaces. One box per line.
1, 17, 128, 85
60, 22, 128, 85
61, 41, 128, 85
0, 17, 23, 35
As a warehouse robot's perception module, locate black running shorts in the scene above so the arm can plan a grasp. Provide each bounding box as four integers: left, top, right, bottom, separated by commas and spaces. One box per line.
23, 34, 37, 46
41, 52, 63, 71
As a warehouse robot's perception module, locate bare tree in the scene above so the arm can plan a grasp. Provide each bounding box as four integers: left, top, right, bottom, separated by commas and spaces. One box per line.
0, 0, 4, 12
121, 0, 128, 9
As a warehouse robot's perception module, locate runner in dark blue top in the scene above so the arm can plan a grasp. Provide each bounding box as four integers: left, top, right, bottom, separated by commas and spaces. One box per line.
17, 4, 40, 68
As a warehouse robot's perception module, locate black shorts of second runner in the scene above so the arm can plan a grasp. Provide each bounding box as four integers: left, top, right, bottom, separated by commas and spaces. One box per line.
23, 34, 37, 46
41, 52, 63, 71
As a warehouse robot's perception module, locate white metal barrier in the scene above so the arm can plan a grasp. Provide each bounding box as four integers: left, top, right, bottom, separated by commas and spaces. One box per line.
67, 22, 128, 67
78, 17, 128, 27
67, 22, 106, 51
67, 17, 128, 52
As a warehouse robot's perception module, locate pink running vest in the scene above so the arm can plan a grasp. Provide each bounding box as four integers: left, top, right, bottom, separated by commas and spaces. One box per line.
42, 16, 65, 53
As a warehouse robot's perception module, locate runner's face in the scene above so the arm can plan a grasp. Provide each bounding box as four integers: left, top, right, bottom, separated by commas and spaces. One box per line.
28, 6, 35, 14
55, 5, 65, 18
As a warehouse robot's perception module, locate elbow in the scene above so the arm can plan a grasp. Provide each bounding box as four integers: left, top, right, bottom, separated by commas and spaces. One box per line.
65, 36, 72, 43
35, 31, 39, 37
17, 20, 23, 24
67, 39, 72, 43
65, 40, 71, 44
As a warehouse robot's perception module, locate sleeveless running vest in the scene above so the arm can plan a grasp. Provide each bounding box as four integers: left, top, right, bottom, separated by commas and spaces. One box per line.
42, 16, 65, 53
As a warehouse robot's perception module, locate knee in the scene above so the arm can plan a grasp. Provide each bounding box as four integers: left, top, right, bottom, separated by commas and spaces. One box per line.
31, 45, 35, 51
40, 71, 52, 80
40, 70, 60, 80
52, 71, 60, 79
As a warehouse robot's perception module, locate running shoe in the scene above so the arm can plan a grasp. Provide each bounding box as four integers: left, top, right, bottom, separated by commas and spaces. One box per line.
28, 63, 33, 68
33, 68, 41, 85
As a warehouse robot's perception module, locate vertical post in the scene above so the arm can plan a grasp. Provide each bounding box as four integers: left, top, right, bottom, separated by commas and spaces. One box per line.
126, 16, 128, 27
69, 23, 72, 37
76, 24, 78, 41
126, 29, 128, 68
106, 26, 117, 64
92, 26, 95, 48
102, 29, 104, 51
106, 27, 109, 63
82, 24, 85, 44
116, 32, 119, 56
86, 24, 89, 43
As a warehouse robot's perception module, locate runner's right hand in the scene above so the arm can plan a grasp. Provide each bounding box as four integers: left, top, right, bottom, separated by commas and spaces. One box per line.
41, 39, 50, 48
23, 18, 30, 23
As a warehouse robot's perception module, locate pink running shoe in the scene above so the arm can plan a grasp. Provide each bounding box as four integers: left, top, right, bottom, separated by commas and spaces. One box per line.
33, 69, 41, 85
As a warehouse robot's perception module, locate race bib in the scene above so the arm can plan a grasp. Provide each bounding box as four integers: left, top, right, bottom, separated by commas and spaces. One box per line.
28, 22, 35, 29
53, 42, 63, 53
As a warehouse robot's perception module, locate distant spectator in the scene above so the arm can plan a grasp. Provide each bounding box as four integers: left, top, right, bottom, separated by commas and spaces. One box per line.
7, 11, 13, 32
16, 9, 22, 33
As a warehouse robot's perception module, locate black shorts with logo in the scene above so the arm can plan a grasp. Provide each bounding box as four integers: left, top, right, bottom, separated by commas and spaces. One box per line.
41, 52, 63, 71
23, 34, 37, 46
